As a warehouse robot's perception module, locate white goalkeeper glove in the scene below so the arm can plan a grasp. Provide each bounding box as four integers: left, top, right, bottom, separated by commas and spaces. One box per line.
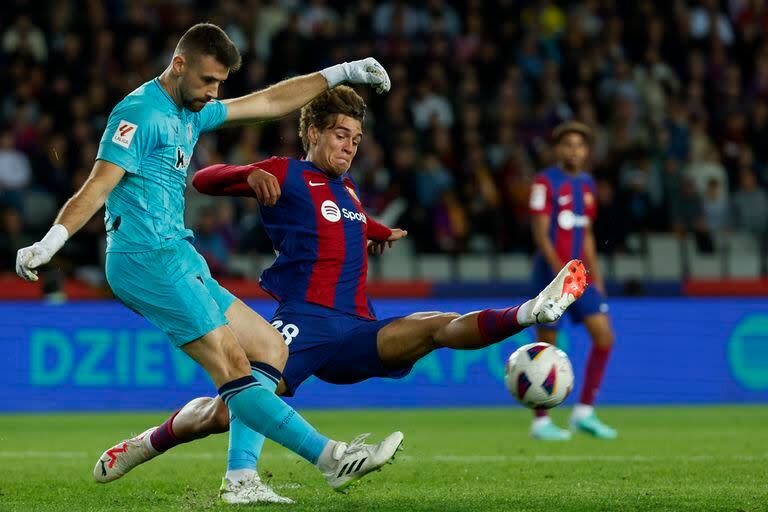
320, 57, 391, 94
15, 224, 69, 282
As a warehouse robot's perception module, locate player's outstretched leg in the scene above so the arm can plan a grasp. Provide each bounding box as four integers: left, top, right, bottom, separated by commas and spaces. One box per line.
93, 427, 160, 483
93, 397, 227, 483
92, 396, 295, 502
439, 259, 586, 348
527, 259, 587, 325
376, 260, 587, 370
471, 258, 585, 345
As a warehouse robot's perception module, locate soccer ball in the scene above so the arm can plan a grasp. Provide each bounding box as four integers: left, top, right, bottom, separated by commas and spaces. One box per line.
504, 342, 574, 409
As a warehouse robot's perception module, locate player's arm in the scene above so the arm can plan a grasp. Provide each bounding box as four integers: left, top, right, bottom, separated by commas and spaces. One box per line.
582, 224, 605, 295
193, 161, 285, 206
367, 226, 408, 256
342, 176, 406, 254
363, 213, 407, 255
365, 214, 394, 241
15, 160, 125, 281
221, 58, 390, 126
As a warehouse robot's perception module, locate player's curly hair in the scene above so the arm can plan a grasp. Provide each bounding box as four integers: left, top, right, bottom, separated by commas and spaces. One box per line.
176, 23, 241, 71
552, 120, 594, 146
299, 86, 366, 152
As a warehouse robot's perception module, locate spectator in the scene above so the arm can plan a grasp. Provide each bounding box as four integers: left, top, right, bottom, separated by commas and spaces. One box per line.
690, 0, 735, 45
434, 190, 468, 253
414, 153, 453, 210
0, 128, 32, 210
592, 179, 628, 253
410, 79, 454, 131
731, 168, 768, 238
0, 206, 34, 271
3, 0, 768, 279
702, 177, 729, 234
671, 177, 714, 253
2, 15, 48, 62
298, 0, 339, 37
686, 146, 729, 197
618, 148, 659, 233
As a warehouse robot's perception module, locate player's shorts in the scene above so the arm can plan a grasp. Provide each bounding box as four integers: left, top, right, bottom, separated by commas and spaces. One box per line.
272, 300, 409, 396
105, 238, 236, 346
533, 259, 609, 330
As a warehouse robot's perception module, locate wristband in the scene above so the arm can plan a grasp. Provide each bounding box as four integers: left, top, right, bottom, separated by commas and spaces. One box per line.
40, 224, 69, 254
320, 63, 348, 88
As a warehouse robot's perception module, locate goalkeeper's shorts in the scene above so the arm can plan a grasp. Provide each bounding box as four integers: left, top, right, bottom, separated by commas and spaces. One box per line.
106, 238, 236, 346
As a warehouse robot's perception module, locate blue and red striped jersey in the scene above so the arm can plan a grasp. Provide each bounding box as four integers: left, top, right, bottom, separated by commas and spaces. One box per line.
193, 157, 393, 319
529, 166, 597, 264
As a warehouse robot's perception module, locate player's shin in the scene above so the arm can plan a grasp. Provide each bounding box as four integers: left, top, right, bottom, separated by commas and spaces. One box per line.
218, 376, 330, 464
577, 343, 612, 410
429, 309, 527, 350
225, 362, 277, 482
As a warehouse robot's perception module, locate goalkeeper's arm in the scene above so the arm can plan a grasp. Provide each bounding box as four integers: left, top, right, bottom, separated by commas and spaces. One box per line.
15, 160, 125, 281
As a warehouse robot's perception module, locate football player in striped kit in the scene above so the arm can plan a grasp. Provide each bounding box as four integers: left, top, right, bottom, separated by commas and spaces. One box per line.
528, 121, 618, 441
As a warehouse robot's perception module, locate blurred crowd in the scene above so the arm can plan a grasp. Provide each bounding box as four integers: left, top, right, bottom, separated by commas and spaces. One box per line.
2, 0, 768, 280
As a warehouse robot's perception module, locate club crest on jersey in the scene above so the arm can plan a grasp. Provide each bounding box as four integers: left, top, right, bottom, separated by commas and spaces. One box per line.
345, 186, 360, 203
112, 120, 137, 148
175, 146, 189, 170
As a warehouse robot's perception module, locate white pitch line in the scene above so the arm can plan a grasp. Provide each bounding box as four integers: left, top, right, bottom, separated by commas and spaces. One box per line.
1, 451, 766, 463
0, 451, 89, 458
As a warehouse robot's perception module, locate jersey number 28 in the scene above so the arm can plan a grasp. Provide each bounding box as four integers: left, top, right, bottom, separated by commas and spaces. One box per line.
271, 320, 299, 345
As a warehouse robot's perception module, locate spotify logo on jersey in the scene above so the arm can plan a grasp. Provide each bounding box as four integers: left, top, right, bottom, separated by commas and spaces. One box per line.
319, 200, 366, 224
321, 200, 341, 222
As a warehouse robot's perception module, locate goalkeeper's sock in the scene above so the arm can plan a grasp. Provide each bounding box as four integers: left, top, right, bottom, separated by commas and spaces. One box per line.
226, 362, 277, 476
219, 376, 330, 464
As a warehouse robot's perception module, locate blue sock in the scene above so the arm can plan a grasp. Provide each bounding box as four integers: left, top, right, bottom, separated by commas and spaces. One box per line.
219, 375, 329, 464
227, 363, 277, 471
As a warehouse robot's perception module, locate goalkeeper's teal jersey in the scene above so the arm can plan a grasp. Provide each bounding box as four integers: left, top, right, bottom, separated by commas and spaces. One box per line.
96, 79, 227, 252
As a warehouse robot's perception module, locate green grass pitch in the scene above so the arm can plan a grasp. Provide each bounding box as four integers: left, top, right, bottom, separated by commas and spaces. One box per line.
1, 406, 767, 511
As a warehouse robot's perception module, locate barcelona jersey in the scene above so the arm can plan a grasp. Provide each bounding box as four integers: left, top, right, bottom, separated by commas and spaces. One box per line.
529, 166, 597, 265
194, 157, 377, 319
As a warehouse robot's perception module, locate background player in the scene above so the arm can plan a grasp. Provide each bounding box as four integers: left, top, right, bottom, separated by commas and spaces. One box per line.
92, 85, 588, 504
15, 23, 403, 497
528, 121, 618, 441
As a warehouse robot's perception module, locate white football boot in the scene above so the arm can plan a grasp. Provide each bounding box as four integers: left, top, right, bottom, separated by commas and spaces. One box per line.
219, 474, 295, 505
530, 259, 587, 324
322, 432, 404, 492
93, 427, 159, 483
